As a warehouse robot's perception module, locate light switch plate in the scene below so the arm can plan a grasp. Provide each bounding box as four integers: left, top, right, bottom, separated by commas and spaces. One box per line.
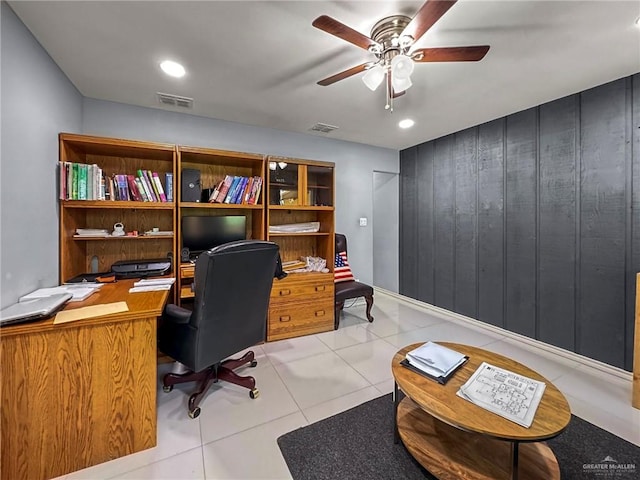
359, 217, 367, 227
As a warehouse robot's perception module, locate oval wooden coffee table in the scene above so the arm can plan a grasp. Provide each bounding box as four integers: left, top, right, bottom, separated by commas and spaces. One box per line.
391, 342, 571, 480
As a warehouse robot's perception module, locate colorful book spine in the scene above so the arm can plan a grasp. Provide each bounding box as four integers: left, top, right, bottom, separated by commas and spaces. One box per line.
78, 164, 88, 200
165, 173, 173, 202
137, 169, 155, 201
224, 176, 242, 203
152, 172, 167, 202
215, 175, 234, 203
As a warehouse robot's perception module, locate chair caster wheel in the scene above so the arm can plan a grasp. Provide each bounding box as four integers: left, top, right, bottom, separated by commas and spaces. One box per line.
250, 388, 260, 399
188, 407, 201, 419
163, 385, 173, 393
250, 360, 258, 368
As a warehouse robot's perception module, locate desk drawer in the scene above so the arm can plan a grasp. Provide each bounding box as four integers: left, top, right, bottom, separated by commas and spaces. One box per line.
267, 298, 334, 341
270, 276, 334, 304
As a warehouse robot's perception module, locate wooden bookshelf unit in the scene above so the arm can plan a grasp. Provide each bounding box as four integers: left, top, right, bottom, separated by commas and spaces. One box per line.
59, 134, 177, 290
265, 157, 335, 341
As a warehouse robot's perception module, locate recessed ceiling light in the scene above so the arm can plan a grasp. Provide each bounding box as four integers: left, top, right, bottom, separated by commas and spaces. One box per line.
398, 119, 415, 129
160, 60, 185, 78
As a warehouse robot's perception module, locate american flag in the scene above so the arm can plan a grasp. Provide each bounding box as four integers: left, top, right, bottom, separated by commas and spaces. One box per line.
335, 251, 354, 283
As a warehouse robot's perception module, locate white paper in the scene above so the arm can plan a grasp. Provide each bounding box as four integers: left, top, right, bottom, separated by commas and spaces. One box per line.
19, 285, 100, 302
133, 278, 175, 287
129, 284, 173, 293
406, 341, 467, 377
456, 362, 546, 428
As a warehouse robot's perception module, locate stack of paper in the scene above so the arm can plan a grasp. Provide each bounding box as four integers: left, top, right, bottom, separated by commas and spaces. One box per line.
20, 284, 103, 303
129, 278, 175, 293
406, 341, 467, 378
456, 362, 546, 428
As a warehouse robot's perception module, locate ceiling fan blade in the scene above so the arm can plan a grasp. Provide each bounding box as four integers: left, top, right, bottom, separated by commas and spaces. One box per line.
402, 0, 458, 44
317, 63, 369, 86
392, 89, 406, 98
313, 15, 377, 51
412, 46, 490, 62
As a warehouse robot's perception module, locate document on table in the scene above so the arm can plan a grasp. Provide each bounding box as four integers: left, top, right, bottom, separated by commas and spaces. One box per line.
129, 278, 175, 293
53, 301, 129, 324
405, 341, 468, 378
456, 362, 546, 428
19, 284, 103, 302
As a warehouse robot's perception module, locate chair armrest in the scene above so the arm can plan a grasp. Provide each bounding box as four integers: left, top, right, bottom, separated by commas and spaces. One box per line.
162, 304, 192, 324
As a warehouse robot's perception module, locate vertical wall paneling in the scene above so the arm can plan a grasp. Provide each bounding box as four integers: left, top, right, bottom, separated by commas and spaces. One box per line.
627, 74, 640, 369
400, 74, 639, 370
537, 96, 577, 350
504, 109, 538, 337
453, 129, 478, 318
578, 79, 627, 367
400, 147, 418, 299
433, 136, 455, 310
477, 120, 506, 327
416, 143, 435, 303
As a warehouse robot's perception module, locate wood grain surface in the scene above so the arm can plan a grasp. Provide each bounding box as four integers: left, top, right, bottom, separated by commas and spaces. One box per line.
392, 343, 571, 442
1, 282, 166, 480
633, 273, 640, 408
397, 397, 560, 480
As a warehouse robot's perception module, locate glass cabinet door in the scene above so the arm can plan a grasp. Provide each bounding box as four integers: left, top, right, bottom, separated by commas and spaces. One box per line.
269, 162, 299, 206
306, 165, 333, 207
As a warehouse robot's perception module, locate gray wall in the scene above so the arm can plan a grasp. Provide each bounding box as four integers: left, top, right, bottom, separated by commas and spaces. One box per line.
0, 2, 82, 308
82, 99, 399, 291
0, 1, 399, 307
400, 74, 640, 371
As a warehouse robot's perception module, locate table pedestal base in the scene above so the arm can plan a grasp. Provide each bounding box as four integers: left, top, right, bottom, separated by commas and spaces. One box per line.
397, 397, 560, 480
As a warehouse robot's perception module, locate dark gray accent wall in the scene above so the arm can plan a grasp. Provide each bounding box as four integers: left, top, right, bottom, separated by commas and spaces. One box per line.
400, 74, 640, 371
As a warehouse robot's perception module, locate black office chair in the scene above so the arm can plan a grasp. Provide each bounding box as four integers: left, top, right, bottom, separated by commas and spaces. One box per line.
159, 240, 282, 419
334, 233, 374, 329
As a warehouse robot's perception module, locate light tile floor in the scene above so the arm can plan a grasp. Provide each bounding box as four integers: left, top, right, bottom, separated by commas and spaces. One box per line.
57, 291, 640, 479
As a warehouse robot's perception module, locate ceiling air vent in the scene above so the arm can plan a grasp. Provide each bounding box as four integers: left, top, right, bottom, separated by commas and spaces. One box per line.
157, 92, 194, 109
309, 123, 339, 134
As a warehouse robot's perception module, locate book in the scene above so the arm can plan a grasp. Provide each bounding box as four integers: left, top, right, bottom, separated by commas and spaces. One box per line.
231, 177, 248, 203
251, 176, 263, 204
224, 176, 242, 203
165, 173, 173, 202
145, 170, 160, 201
127, 175, 142, 201
137, 169, 155, 201
78, 164, 88, 200
152, 172, 167, 202
215, 175, 234, 203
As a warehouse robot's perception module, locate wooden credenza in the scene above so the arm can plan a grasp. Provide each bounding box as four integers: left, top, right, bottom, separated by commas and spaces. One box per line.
1, 280, 169, 480
267, 273, 334, 341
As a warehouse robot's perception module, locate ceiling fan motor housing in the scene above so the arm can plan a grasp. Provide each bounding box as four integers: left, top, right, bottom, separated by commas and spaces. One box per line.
369, 15, 412, 62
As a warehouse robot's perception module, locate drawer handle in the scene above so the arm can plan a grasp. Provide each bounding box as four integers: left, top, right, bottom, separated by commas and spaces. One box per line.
279, 316, 291, 322
315, 310, 325, 317
315, 285, 326, 292
279, 289, 291, 296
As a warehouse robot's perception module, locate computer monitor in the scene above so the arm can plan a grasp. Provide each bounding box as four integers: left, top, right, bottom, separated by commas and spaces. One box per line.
181, 215, 246, 256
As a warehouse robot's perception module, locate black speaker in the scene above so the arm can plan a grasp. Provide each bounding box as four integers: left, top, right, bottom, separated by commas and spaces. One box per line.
180, 247, 191, 263
181, 168, 201, 202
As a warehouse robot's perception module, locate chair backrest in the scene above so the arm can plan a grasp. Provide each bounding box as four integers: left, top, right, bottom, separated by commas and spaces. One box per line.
335, 233, 347, 255
190, 240, 279, 367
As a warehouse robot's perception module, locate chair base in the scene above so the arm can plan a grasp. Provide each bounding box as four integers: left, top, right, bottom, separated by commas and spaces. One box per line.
334, 295, 374, 329
163, 351, 258, 418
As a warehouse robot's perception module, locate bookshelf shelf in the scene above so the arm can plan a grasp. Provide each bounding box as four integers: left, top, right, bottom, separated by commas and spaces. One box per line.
62, 200, 174, 210
73, 235, 174, 241
179, 202, 263, 210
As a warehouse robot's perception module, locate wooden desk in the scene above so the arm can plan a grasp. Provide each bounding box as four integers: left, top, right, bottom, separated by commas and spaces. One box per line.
392, 343, 571, 480
1, 280, 169, 480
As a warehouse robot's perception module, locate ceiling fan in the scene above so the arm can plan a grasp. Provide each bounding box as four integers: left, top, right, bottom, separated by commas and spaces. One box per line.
312, 0, 490, 112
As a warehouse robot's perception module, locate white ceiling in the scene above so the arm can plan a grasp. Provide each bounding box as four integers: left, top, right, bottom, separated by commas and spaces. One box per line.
8, 1, 640, 150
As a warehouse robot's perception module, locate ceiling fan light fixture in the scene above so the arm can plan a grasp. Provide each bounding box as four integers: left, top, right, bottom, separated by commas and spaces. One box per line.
362, 64, 385, 91
391, 55, 414, 80
392, 75, 412, 92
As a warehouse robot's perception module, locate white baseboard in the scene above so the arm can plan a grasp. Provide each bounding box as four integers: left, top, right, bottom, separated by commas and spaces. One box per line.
373, 287, 633, 383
